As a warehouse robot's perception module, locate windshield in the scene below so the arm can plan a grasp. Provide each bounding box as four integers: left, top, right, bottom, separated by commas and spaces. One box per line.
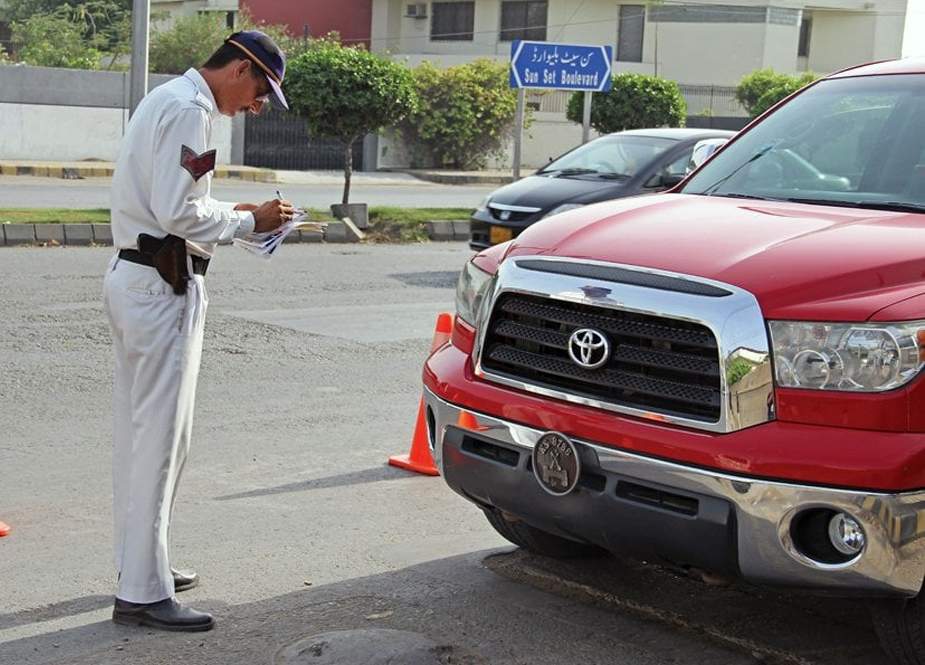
540, 135, 677, 178
682, 75, 925, 212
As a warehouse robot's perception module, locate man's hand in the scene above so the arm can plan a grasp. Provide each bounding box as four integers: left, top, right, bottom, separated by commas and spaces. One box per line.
252, 199, 295, 233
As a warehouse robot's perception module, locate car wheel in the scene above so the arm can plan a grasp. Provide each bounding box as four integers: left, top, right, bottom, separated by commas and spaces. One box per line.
870, 596, 925, 664
483, 508, 598, 558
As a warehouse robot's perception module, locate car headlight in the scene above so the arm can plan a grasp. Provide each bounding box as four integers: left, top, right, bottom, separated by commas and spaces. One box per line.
541, 203, 585, 219
768, 320, 925, 392
455, 260, 493, 327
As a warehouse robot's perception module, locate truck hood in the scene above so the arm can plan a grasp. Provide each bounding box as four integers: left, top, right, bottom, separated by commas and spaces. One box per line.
490, 174, 631, 210
504, 193, 925, 321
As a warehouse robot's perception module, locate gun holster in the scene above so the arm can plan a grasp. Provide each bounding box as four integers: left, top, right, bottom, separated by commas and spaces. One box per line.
137, 233, 190, 296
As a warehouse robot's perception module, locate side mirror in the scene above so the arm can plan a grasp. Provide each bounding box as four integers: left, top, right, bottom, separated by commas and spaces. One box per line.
661, 173, 685, 188
688, 138, 729, 173
645, 172, 685, 190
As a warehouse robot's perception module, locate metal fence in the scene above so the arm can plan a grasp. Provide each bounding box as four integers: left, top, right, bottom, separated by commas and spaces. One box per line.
525, 84, 748, 121
244, 108, 365, 171
678, 84, 748, 119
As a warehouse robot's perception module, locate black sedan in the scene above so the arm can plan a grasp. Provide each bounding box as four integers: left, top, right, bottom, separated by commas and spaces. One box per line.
469, 128, 734, 249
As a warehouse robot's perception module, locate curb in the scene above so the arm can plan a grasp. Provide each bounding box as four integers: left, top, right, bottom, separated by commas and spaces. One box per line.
398, 170, 515, 186
1, 220, 470, 246
0, 163, 277, 182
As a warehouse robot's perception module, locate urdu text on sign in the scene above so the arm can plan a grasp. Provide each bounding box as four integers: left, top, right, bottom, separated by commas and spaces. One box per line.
509, 40, 614, 92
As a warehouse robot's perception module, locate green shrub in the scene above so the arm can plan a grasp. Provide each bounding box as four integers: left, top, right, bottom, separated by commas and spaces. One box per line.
286, 40, 418, 204
13, 11, 102, 69
149, 8, 306, 75
402, 59, 520, 169
566, 73, 686, 133
736, 68, 817, 117
149, 13, 226, 75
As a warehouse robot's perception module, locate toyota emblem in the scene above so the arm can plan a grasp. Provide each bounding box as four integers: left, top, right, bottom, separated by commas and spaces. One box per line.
568, 328, 610, 370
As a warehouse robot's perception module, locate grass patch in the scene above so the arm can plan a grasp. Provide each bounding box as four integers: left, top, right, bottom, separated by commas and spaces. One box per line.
365, 207, 471, 243
0, 206, 473, 243
0, 209, 110, 224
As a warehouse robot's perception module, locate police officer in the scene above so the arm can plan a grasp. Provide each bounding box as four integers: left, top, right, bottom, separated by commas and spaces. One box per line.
103, 31, 291, 632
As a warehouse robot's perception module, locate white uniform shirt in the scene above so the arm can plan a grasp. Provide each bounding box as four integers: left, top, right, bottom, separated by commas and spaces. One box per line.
111, 68, 255, 258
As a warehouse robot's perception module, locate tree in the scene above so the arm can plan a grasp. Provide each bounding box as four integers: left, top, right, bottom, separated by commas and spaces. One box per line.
3, 0, 131, 66
148, 8, 307, 75
13, 11, 102, 69
566, 73, 686, 133
149, 13, 227, 75
402, 59, 520, 169
285, 40, 418, 204
736, 68, 817, 118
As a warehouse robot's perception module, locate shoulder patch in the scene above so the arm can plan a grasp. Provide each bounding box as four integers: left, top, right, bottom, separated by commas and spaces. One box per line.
180, 145, 216, 181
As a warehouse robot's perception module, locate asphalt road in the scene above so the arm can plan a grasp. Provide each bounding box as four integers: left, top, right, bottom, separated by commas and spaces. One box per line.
0, 244, 893, 665
0, 176, 495, 210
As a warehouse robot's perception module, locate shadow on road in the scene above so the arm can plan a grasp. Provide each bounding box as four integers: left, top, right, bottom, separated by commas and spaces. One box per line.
0, 595, 112, 631
0, 548, 895, 665
214, 466, 418, 501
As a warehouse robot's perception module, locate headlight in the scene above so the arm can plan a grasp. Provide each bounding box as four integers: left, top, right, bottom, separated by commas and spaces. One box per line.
542, 203, 585, 219
455, 260, 493, 327
768, 320, 925, 392
475, 195, 491, 213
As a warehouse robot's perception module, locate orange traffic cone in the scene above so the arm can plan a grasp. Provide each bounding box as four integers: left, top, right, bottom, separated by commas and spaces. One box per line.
388, 312, 454, 476
0, 520, 10, 537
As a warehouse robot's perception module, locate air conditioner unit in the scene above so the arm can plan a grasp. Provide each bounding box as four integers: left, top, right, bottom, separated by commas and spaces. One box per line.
405, 3, 427, 19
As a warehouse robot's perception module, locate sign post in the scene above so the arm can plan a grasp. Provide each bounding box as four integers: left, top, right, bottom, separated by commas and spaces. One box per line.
509, 40, 613, 177
513, 88, 526, 180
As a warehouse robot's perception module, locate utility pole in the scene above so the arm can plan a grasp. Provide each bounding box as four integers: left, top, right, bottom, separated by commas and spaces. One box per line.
129, 0, 151, 117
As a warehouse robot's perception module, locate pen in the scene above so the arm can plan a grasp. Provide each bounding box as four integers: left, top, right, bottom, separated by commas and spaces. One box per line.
276, 189, 283, 200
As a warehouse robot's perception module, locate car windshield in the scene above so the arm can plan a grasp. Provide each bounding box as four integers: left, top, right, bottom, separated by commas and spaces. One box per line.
682, 74, 925, 212
539, 135, 677, 178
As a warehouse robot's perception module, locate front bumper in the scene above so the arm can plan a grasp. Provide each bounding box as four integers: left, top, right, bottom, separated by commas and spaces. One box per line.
469, 209, 540, 250
424, 386, 925, 597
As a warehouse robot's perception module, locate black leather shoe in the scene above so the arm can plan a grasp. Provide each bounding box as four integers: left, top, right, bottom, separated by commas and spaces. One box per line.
112, 597, 214, 632
172, 568, 199, 593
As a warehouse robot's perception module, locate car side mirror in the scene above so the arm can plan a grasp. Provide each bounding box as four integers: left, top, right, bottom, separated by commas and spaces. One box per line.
645, 172, 684, 190
661, 173, 685, 188
688, 138, 729, 173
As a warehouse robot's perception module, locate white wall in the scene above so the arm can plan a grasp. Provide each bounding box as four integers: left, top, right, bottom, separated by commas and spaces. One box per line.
0, 103, 234, 163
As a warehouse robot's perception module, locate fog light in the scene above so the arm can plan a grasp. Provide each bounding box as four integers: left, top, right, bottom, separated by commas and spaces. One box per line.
828, 513, 865, 556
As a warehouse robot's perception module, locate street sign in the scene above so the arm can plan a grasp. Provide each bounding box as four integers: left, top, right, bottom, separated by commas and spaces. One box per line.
509, 40, 614, 93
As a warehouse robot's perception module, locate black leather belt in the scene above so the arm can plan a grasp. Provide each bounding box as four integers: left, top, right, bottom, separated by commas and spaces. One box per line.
118, 248, 210, 276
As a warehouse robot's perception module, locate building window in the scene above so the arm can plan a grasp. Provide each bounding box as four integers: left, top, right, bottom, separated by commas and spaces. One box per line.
226, 11, 236, 29
500, 1, 548, 42
431, 2, 475, 41
617, 5, 645, 63
798, 15, 812, 57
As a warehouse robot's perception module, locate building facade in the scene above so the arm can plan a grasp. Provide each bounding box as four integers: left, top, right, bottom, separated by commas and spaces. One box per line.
151, 0, 240, 30
371, 0, 908, 86
240, 0, 373, 46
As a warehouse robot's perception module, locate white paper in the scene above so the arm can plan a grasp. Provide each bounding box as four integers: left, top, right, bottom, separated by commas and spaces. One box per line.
233, 211, 328, 258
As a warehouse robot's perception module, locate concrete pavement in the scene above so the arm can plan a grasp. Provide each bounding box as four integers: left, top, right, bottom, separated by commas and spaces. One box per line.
0, 175, 495, 211
0, 161, 517, 186
0, 244, 894, 665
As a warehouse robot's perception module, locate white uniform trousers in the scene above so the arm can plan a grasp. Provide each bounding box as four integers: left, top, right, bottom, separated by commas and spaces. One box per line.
102, 254, 208, 604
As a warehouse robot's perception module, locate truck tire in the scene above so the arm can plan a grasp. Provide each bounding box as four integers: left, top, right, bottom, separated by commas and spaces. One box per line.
483, 508, 597, 558
870, 597, 925, 664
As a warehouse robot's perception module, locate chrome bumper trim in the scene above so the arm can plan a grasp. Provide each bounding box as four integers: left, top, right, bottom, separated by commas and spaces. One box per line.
424, 386, 925, 597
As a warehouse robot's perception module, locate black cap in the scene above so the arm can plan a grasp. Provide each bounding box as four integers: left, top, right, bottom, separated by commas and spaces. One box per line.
225, 30, 288, 110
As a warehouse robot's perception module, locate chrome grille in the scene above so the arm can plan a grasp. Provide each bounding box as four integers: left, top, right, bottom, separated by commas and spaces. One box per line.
481, 293, 722, 421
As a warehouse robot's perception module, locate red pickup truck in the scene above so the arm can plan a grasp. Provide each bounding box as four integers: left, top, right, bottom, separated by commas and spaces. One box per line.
423, 58, 925, 663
